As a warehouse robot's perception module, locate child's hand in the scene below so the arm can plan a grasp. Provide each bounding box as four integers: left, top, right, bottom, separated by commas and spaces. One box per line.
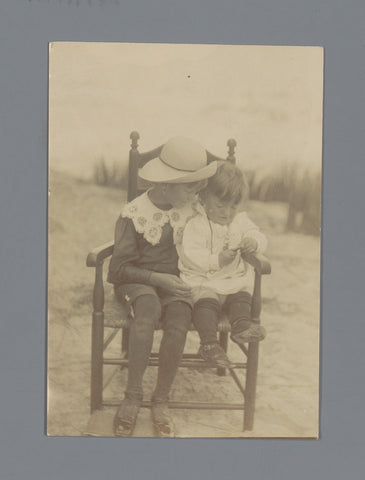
240, 237, 258, 256
219, 249, 237, 268
150, 272, 192, 296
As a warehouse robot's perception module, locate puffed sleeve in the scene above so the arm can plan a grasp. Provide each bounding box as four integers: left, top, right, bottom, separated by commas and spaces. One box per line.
107, 216, 153, 285
181, 216, 220, 273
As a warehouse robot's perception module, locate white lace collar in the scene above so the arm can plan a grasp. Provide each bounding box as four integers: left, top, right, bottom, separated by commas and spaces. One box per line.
122, 190, 198, 245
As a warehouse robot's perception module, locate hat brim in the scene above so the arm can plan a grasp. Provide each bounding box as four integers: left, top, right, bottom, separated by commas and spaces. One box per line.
139, 158, 217, 184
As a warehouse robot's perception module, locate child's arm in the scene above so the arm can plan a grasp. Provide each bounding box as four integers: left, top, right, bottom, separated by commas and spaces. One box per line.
108, 216, 190, 296
235, 212, 268, 254
107, 216, 146, 284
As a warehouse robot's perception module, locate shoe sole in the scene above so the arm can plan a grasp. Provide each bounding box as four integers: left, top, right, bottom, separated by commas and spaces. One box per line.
231, 334, 266, 345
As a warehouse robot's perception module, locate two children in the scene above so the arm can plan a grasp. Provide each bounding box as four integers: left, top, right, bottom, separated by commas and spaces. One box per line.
108, 137, 267, 437
108, 137, 216, 437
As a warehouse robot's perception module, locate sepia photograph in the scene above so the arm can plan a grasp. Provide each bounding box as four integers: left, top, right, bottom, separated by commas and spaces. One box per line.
48, 42, 323, 438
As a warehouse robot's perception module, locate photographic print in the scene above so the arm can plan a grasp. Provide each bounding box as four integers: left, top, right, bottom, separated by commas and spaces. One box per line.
48, 42, 323, 437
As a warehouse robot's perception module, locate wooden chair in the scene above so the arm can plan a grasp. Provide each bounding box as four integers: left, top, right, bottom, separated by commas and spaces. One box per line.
86, 132, 271, 434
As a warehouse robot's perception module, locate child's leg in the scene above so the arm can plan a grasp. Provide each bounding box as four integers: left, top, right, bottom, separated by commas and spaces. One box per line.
226, 291, 266, 344
151, 300, 192, 437
226, 291, 252, 333
193, 297, 221, 345
191, 287, 225, 344
193, 296, 231, 368
152, 300, 192, 403
125, 294, 161, 401
114, 291, 161, 436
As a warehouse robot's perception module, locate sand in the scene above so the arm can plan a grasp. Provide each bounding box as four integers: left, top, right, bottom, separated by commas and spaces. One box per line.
47, 171, 320, 438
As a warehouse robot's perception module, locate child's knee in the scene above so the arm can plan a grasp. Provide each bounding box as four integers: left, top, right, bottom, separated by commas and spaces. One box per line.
134, 294, 162, 330
226, 292, 252, 323
226, 291, 251, 307
163, 301, 192, 333
134, 294, 161, 318
194, 297, 220, 315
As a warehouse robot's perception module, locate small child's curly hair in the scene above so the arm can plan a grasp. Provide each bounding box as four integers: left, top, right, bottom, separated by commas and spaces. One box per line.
200, 161, 249, 205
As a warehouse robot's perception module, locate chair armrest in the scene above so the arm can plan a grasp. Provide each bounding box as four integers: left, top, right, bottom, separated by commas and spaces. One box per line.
86, 240, 115, 267
244, 252, 271, 275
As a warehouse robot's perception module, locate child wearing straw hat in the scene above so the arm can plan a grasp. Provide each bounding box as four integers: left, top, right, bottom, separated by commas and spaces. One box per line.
179, 162, 267, 368
107, 136, 217, 437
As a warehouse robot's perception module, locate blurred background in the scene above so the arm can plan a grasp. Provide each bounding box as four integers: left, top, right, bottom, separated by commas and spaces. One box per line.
48, 43, 322, 437
49, 42, 322, 234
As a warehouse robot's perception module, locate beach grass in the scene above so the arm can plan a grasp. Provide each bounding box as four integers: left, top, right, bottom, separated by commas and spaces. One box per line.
247, 160, 321, 235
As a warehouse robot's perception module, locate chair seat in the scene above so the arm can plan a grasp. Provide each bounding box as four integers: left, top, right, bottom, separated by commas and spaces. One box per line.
103, 288, 231, 333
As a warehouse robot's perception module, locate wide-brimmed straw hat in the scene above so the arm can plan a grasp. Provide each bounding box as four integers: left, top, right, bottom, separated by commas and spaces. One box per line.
139, 136, 217, 184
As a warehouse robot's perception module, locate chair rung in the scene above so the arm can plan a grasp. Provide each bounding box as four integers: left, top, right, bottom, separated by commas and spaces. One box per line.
151, 352, 200, 359
229, 368, 246, 397
102, 399, 244, 410
103, 329, 119, 350
103, 357, 247, 369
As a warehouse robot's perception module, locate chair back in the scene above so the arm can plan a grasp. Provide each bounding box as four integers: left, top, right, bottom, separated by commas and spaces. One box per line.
127, 131, 237, 202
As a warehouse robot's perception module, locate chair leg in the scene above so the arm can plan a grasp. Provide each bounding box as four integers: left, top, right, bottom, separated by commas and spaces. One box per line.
121, 328, 129, 357
243, 342, 259, 431
217, 331, 228, 376
91, 312, 104, 413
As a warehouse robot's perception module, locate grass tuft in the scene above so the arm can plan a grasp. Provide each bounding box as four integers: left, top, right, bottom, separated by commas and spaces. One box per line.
93, 157, 128, 189
246, 160, 321, 235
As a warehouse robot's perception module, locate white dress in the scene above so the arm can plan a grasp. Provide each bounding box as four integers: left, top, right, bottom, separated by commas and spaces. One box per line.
178, 207, 267, 295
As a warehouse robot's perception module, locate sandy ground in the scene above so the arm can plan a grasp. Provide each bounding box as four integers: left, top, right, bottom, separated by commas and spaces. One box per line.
47, 171, 320, 438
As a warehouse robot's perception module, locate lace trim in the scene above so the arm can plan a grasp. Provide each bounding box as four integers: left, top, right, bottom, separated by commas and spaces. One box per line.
122, 191, 198, 246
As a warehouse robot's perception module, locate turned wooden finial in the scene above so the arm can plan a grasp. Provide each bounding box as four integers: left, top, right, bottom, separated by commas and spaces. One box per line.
227, 138, 237, 164
130, 131, 140, 150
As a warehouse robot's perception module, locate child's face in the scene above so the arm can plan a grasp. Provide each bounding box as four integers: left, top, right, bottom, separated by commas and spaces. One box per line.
203, 193, 239, 225
164, 182, 204, 209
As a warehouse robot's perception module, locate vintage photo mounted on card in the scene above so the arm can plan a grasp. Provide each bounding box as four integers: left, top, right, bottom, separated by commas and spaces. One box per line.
48, 42, 323, 438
